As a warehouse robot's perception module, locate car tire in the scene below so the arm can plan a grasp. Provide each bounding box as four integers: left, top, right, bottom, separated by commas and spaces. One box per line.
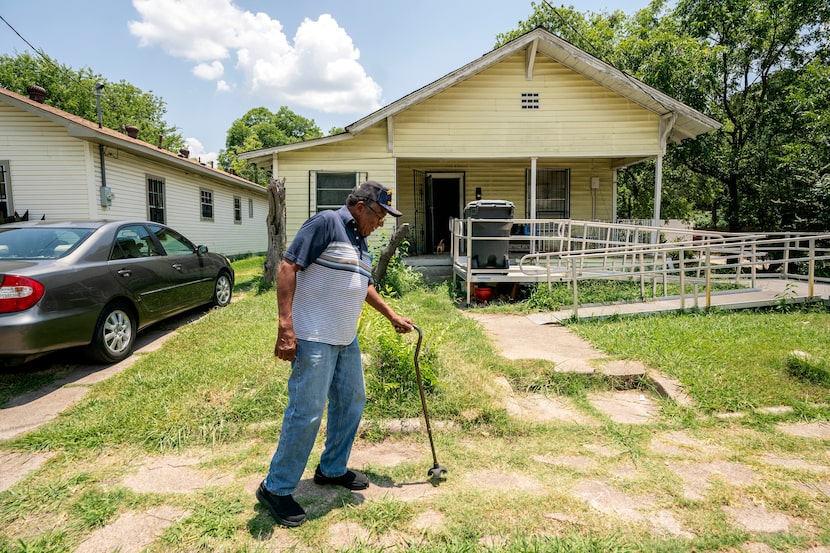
212, 271, 233, 307
87, 303, 136, 364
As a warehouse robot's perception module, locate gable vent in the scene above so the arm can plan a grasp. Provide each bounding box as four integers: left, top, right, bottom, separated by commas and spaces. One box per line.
521, 92, 539, 109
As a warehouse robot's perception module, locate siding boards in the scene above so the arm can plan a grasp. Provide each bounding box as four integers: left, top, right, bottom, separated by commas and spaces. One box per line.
92, 147, 267, 256
0, 105, 90, 220
1, 103, 267, 256
393, 52, 660, 157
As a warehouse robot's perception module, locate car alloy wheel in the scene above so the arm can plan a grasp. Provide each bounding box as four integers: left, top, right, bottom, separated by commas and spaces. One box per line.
102, 308, 133, 356
213, 272, 232, 307
87, 303, 136, 363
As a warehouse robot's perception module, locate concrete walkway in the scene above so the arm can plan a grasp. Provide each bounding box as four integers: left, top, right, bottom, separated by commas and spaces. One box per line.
463, 312, 692, 407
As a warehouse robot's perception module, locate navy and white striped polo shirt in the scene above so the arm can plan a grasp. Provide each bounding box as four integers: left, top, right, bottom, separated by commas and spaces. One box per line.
283, 206, 372, 345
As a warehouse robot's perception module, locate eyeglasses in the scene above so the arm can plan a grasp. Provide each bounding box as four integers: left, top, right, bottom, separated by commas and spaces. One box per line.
364, 202, 386, 224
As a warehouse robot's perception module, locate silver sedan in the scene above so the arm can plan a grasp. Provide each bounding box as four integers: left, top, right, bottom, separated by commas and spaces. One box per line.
0, 220, 234, 365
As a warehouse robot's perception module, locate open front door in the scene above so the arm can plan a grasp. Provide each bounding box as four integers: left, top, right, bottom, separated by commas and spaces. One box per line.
425, 173, 463, 255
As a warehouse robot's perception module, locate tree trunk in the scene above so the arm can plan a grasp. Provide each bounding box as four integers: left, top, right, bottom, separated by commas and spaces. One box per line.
264, 177, 286, 285
372, 223, 410, 285
726, 174, 740, 231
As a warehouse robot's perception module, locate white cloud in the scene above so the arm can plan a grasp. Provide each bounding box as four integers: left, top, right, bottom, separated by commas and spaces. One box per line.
192, 61, 225, 80
184, 137, 218, 167
129, 0, 382, 114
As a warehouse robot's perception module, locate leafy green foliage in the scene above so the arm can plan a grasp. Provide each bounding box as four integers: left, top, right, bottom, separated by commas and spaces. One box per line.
371, 236, 424, 298
360, 304, 437, 419
0, 52, 183, 150
217, 106, 322, 184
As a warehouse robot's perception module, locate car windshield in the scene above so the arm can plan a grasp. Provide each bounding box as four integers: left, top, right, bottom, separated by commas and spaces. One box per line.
0, 227, 94, 259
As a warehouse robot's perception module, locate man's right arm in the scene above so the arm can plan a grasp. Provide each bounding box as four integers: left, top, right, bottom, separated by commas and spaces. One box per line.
275, 258, 301, 361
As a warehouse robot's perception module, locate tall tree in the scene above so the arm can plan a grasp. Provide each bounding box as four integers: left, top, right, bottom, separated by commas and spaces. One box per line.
499, 0, 830, 230
672, 0, 830, 230
0, 52, 183, 150
218, 106, 322, 184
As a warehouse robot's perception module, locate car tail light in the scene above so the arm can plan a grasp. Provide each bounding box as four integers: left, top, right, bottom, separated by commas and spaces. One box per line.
0, 275, 45, 313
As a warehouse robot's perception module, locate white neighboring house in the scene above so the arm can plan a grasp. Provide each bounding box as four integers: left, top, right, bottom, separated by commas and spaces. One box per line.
0, 86, 268, 258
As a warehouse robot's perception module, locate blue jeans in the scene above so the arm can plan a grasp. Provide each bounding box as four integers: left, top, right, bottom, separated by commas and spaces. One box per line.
264, 337, 366, 496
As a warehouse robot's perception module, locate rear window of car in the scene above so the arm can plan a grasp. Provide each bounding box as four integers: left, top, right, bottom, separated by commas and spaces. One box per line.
0, 227, 94, 259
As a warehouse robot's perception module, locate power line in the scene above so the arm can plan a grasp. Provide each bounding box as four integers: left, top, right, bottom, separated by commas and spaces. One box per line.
0, 12, 104, 100
540, 0, 604, 59
0, 14, 63, 75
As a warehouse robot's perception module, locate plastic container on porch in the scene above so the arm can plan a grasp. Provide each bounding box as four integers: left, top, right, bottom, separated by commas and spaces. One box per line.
463, 200, 515, 270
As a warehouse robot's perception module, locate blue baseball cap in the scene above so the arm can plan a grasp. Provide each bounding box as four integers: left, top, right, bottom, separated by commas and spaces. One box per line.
353, 180, 402, 217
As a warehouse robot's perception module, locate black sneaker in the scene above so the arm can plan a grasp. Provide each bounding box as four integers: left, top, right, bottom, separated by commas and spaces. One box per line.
313, 465, 370, 490
256, 481, 306, 527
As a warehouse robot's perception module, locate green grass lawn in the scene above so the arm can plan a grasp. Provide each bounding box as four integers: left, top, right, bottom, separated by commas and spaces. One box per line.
2, 257, 829, 552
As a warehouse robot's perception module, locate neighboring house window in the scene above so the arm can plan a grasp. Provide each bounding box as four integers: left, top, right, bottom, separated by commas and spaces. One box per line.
233, 196, 242, 224
200, 188, 214, 221
147, 177, 165, 224
248, 198, 254, 218
315, 171, 367, 212
527, 168, 570, 218
0, 161, 11, 221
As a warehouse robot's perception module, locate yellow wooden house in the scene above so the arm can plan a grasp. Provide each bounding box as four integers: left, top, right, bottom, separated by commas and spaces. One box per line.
241, 27, 720, 255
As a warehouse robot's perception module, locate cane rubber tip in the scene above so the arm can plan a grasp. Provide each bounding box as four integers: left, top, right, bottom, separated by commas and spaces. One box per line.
428, 465, 448, 479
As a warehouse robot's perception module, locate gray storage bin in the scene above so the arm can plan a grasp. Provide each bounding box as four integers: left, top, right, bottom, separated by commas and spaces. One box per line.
463, 200, 514, 269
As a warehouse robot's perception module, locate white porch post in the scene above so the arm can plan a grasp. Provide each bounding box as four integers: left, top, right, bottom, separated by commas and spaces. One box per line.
530, 157, 537, 254
612, 168, 618, 223
654, 113, 677, 224
530, 157, 537, 219
653, 154, 663, 225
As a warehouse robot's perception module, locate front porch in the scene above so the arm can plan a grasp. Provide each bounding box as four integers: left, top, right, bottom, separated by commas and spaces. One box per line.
402, 218, 830, 311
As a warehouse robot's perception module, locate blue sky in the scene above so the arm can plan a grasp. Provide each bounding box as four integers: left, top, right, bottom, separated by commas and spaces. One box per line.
1, 0, 647, 165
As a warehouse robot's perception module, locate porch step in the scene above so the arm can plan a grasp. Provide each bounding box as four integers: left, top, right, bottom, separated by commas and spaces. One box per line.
403, 254, 453, 284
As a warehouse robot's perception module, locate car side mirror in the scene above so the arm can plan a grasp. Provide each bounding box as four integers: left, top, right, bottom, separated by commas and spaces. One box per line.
197, 245, 209, 255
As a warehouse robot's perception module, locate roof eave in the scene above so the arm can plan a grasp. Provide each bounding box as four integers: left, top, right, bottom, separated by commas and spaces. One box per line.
0, 88, 265, 194
238, 132, 355, 161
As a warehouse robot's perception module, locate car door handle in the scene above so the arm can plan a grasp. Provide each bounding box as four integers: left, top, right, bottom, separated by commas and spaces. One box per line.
172, 263, 182, 271
117, 268, 132, 277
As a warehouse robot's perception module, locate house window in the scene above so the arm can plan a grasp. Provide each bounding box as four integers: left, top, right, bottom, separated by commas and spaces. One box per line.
233, 196, 242, 224
521, 92, 540, 109
147, 177, 165, 224
527, 168, 569, 218
248, 198, 254, 218
314, 172, 367, 213
0, 161, 11, 222
200, 188, 214, 221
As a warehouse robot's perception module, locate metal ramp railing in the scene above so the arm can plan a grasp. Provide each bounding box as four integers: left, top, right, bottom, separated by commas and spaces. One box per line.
451, 218, 830, 310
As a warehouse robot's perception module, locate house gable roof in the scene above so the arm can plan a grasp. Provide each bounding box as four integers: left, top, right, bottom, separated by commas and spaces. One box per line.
0, 86, 265, 194
241, 27, 720, 162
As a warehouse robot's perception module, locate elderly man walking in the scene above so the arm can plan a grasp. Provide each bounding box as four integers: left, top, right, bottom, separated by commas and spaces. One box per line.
257, 180, 413, 527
